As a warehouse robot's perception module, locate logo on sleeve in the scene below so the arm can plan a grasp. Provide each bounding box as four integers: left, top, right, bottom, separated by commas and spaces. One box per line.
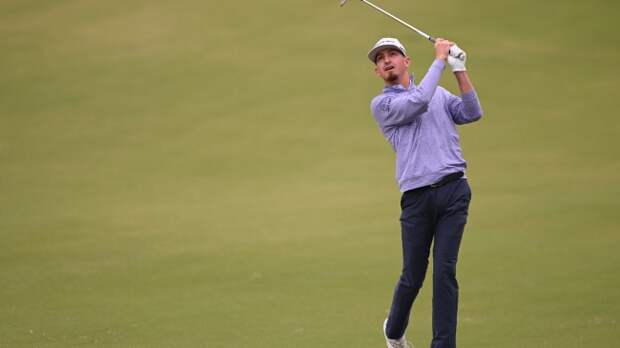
381, 97, 392, 113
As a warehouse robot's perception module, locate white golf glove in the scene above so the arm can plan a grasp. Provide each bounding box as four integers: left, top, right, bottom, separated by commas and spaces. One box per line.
447, 44, 467, 72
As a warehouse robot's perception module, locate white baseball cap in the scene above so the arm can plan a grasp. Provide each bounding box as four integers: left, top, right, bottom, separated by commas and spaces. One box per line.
368, 37, 407, 63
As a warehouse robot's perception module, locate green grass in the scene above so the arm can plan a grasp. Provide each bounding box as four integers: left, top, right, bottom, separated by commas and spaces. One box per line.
1, 0, 619, 346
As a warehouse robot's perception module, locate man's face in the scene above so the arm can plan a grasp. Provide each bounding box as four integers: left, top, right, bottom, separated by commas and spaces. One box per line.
374, 48, 410, 84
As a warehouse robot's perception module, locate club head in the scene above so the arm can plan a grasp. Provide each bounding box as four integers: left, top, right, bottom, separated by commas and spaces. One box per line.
339, 0, 349, 7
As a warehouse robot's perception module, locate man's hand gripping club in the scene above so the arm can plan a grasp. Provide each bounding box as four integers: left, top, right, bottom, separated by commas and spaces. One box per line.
434, 38, 467, 72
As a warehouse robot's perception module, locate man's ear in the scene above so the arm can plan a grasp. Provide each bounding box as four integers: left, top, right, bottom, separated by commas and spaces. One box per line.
404, 56, 411, 68
374, 65, 381, 76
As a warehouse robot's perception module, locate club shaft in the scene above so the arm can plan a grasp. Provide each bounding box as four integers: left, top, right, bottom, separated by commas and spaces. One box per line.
360, 0, 435, 43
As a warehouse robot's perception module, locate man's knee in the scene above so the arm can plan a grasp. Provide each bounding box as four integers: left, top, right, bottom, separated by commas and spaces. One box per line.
398, 271, 425, 292
433, 259, 459, 287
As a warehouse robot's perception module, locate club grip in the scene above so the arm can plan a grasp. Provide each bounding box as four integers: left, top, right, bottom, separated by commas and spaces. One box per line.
449, 44, 466, 61
430, 39, 466, 61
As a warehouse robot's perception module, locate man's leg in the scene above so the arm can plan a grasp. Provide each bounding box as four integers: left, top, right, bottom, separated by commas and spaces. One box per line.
430, 179, 471, 348
385, 189, 435, 339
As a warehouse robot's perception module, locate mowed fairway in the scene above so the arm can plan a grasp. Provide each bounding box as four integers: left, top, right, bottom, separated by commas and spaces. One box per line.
1, 0, 619, 347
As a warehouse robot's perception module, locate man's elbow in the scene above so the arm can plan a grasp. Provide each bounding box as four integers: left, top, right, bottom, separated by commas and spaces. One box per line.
455, 111, 482, 125
472, 111, 483, 122
470, 112, 483, 123
468, 106, 483, 123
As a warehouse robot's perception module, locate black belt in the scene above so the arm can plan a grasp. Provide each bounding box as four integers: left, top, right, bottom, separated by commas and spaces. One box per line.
407, 172, 464, 193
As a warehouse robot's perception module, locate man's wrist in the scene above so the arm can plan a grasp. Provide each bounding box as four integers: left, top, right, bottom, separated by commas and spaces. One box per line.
454, 71, 474, 94
432, 59, 446, 70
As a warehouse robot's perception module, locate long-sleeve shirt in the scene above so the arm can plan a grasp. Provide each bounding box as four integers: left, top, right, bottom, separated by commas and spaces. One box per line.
370, 59, 483, 192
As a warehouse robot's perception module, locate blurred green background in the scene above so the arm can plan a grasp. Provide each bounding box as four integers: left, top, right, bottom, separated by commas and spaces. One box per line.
1, 0, 619, 347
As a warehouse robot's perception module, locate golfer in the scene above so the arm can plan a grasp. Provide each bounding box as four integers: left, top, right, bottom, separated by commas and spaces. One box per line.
369, 37, 483, 348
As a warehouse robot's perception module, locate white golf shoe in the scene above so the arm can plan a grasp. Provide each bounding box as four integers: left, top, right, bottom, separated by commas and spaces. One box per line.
383, 319, 413, 348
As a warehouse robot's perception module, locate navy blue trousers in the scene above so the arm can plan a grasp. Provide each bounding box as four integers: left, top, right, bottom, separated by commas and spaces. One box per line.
385, 178, 471, 348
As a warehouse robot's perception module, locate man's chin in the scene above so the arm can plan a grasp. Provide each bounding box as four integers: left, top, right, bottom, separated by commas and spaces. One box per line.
384, 72, 399, 83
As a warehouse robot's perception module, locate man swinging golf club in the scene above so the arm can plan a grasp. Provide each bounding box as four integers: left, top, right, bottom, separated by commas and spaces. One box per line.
369, 37, 483, 348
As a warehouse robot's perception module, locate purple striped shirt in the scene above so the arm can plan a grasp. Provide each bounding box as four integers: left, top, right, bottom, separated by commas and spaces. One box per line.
370, 59, 483, 192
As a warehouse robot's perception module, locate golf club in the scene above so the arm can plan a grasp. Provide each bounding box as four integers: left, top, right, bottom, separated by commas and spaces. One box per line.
340, 0, 465, 60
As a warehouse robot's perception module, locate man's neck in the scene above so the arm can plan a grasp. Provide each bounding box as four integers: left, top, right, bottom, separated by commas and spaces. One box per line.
386, 73, 411, 89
